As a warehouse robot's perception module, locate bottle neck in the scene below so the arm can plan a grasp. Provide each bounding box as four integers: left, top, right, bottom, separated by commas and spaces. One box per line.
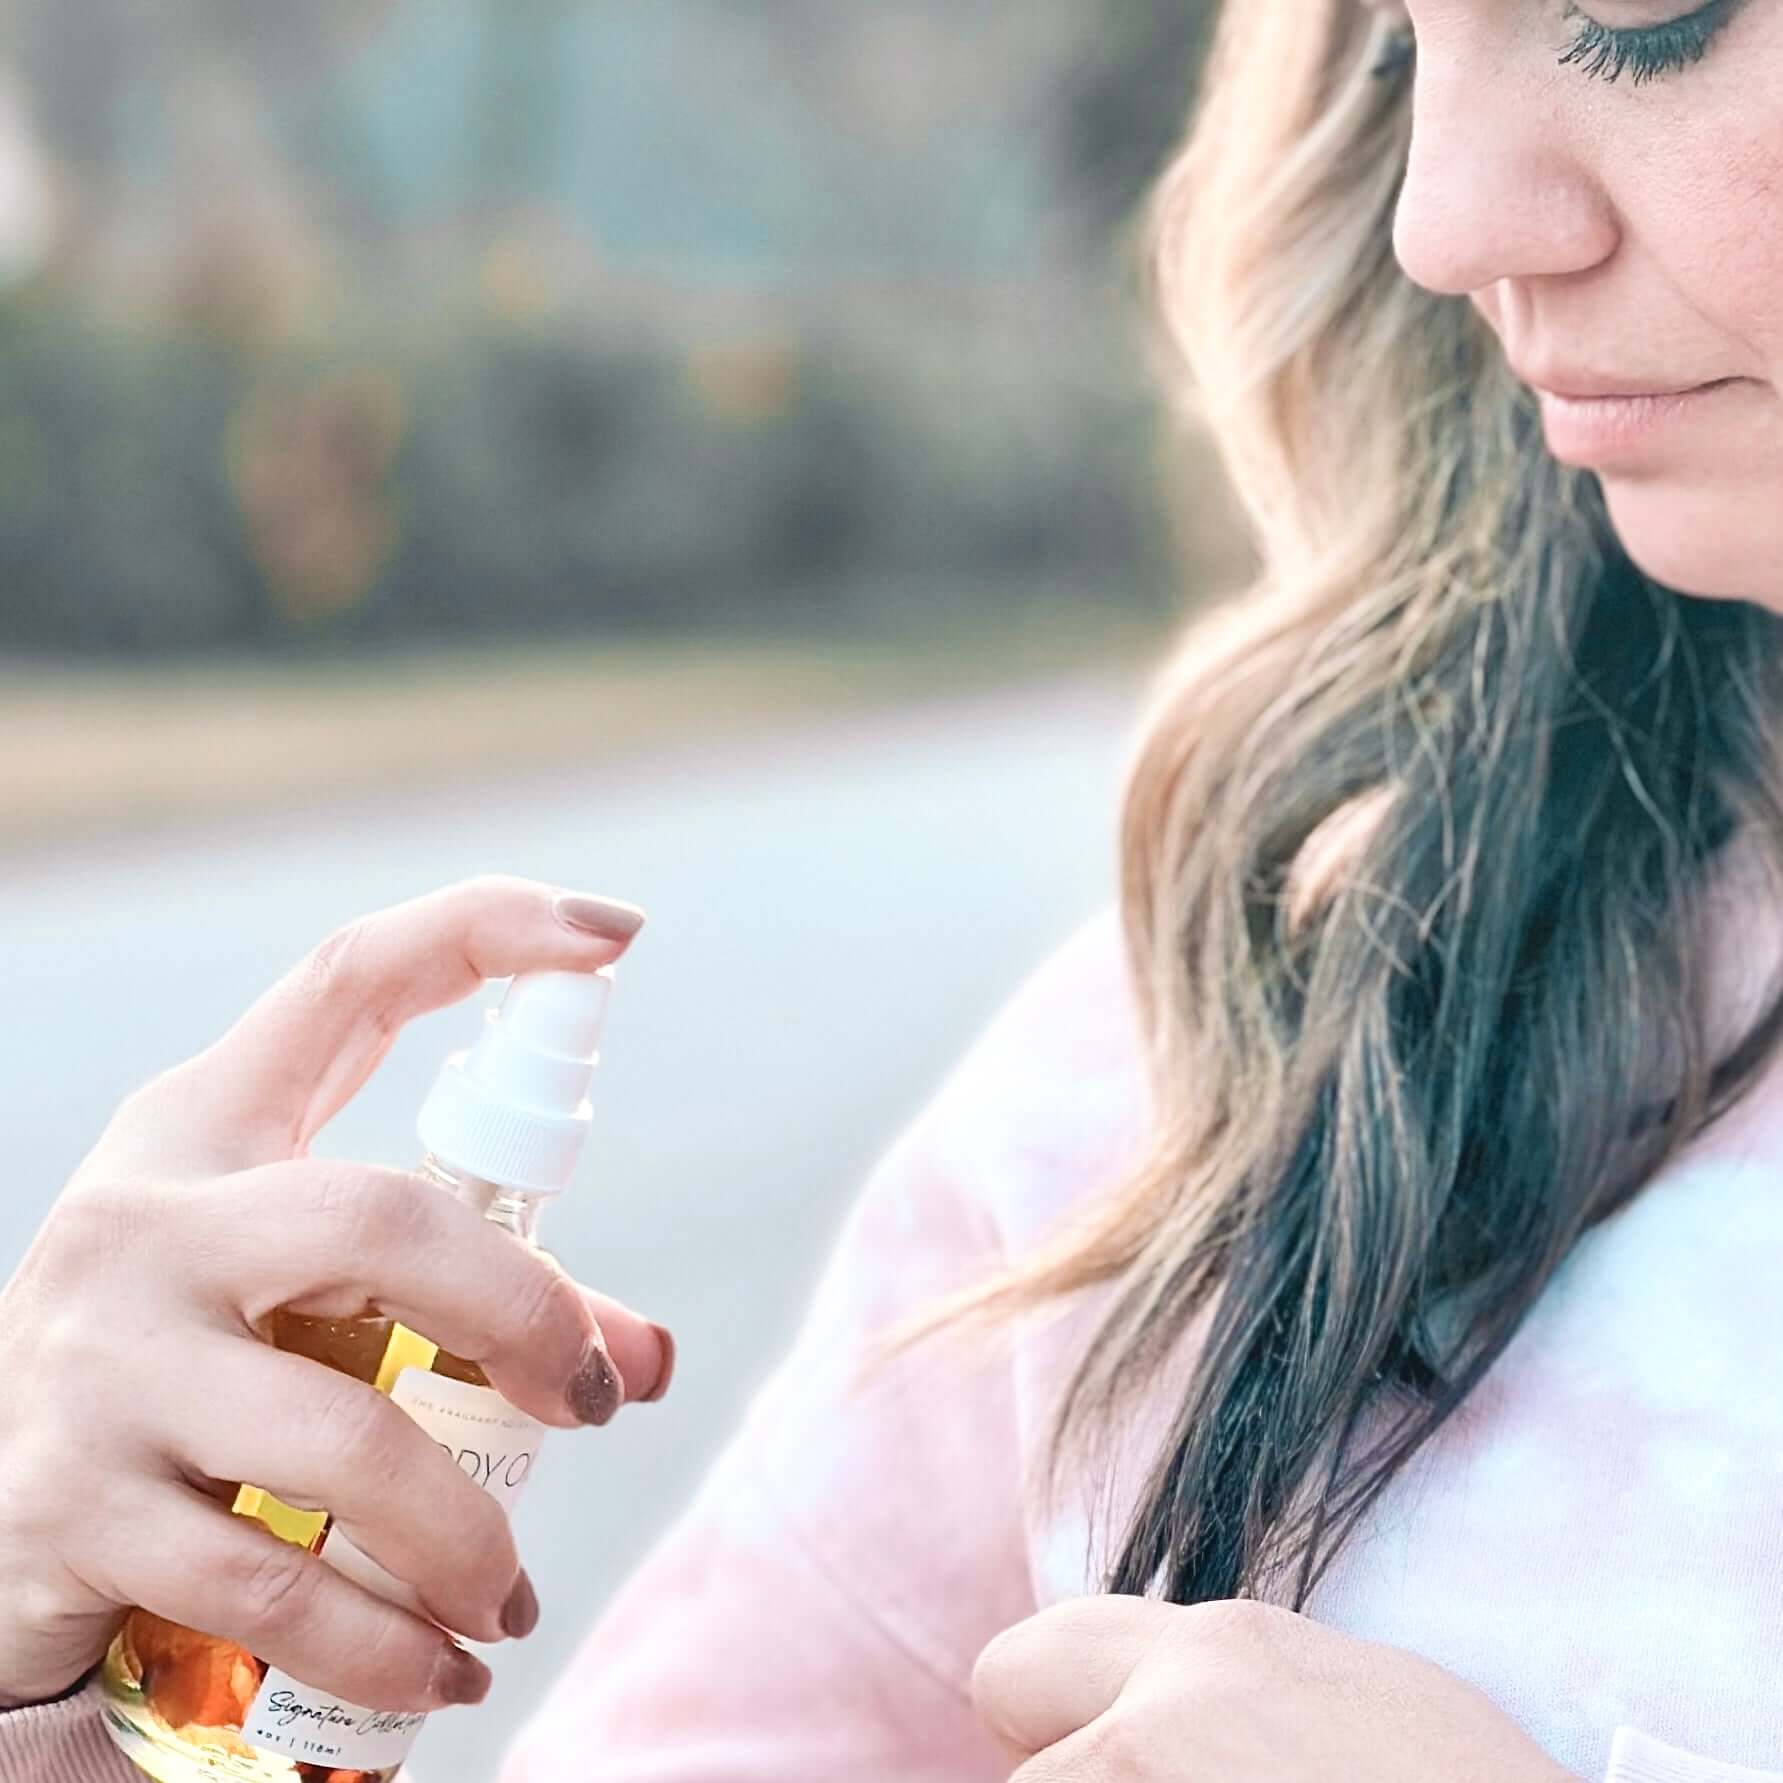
416, 1152, 546, 1246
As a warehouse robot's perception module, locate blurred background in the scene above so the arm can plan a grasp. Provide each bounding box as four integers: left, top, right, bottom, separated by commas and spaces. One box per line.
0, 4, 1253, 1778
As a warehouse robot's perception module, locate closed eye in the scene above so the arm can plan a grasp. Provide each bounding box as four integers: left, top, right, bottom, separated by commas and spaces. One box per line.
1557, 0, 1741, 85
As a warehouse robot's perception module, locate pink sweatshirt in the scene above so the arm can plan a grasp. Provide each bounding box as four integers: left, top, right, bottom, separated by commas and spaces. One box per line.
9, 897, 1783, 1783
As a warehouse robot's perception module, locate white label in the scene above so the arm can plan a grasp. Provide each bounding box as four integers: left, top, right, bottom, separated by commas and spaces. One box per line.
243, 1368, 547, 1772
390, 1368, 545, 1512
241, 1689, 427, 1773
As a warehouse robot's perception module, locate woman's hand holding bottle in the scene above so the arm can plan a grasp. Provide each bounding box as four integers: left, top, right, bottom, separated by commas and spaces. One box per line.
0, 875, 675, 1717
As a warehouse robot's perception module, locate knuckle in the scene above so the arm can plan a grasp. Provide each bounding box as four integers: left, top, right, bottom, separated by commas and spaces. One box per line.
21, 1170, 176, 1304
459, 871, 529, 903
111, 1056, 206, 1118
447, 1487, 518, 1620
311, 1162, 424, 1259
1077, 1714, 1148, 1780
1118, 1688, 1185, 1749
1182, 1596, 1273, 1645
230, 1536, 321, 1634
98, 1057, 222, 1162
0, 1432, 62, 1544
295, 917, 374, 1006
110, 1068, 174, 1123
21, 1320, 108, 1434
434, 873, 528, 934
44, 1173, 146, 1263
10, 1575, 67, 1639
348, 1616, 438, 1713
1172, 1598, 1291, 1693
505, 1251, 584, 1362
312, 1379, 407, 1491
1046, 1594, 1126, 1640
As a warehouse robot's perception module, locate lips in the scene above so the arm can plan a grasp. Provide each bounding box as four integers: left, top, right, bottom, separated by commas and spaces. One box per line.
1533, 377, 1747, 465
1548, 379, 1732, 400
1518, 365, 1737, 401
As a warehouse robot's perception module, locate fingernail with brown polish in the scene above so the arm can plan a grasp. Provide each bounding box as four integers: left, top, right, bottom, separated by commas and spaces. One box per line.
500, 1569, 540, 1639
568, 1338, 626, 1425
553, 892, 646, 945
640, 1323, 677, 1404
435, 1644, 493, 1707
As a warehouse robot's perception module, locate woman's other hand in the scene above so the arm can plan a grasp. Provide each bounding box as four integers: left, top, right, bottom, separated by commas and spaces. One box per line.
972, 1595, 1581, 1782
0, 875, 675, 1713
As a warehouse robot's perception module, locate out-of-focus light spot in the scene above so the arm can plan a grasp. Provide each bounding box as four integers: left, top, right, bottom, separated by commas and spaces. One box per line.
683, 336, 802, 424
0, 71, 53, 289
184, 212, 342, 350
481, 232, 561, 325
225, 365, 409, 625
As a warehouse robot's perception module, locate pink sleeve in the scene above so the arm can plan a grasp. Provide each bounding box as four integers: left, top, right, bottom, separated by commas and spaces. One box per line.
499, 1108, 1037, 1782
1607, 1728, 1783, 1782
0, 1688, 140, 1781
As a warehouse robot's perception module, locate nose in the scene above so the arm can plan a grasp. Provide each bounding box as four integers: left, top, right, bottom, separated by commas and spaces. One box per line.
1390, 27, 1619, 298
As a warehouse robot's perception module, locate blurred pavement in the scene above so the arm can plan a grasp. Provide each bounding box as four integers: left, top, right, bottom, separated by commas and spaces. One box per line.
0, 667, 1141, 1782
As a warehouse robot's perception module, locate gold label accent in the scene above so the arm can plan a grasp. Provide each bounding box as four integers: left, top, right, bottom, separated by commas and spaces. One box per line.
230, 1321, 440, 1546
230, 1482, 327, 1549
375, 1320, 440, 1391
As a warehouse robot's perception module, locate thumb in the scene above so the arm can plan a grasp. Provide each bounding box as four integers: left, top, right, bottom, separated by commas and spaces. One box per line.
970, 1596, 1174, 1760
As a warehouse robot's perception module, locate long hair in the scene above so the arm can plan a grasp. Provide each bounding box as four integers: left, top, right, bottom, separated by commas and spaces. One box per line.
893, 0, 1783, 1610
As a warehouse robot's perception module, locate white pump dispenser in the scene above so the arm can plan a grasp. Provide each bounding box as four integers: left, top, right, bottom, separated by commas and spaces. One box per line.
416, 965, 614, 1196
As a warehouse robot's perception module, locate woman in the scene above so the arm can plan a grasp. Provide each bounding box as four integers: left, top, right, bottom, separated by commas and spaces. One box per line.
6, 0, 1783, 1775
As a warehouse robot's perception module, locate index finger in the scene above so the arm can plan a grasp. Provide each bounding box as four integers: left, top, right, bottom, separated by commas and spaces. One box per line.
173, 875, 646, 1168
197, 1157, 673, 1425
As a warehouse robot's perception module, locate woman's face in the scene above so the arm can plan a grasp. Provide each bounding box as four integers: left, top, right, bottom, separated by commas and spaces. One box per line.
1378, 0, 1783, 610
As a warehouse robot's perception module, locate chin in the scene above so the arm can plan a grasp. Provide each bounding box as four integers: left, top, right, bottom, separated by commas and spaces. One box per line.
1599, 482, 1783, 611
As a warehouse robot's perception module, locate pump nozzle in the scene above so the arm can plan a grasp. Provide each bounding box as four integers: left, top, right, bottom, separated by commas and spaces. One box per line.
416, 966, 615, 1195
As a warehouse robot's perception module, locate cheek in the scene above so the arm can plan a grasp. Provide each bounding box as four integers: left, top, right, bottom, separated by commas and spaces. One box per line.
1658, 112, 1783, 375
1595, 120, 1783, 608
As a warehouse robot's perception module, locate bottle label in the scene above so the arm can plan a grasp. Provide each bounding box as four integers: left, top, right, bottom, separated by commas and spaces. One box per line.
241, 1366, 547, 1772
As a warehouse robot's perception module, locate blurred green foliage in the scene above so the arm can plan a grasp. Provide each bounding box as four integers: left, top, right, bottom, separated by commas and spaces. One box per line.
0, 296, 1173, 654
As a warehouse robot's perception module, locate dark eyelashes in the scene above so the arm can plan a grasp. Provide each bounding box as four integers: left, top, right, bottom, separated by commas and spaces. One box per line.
1368, 0, 1739, 87
1556, 0, 1740, 84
